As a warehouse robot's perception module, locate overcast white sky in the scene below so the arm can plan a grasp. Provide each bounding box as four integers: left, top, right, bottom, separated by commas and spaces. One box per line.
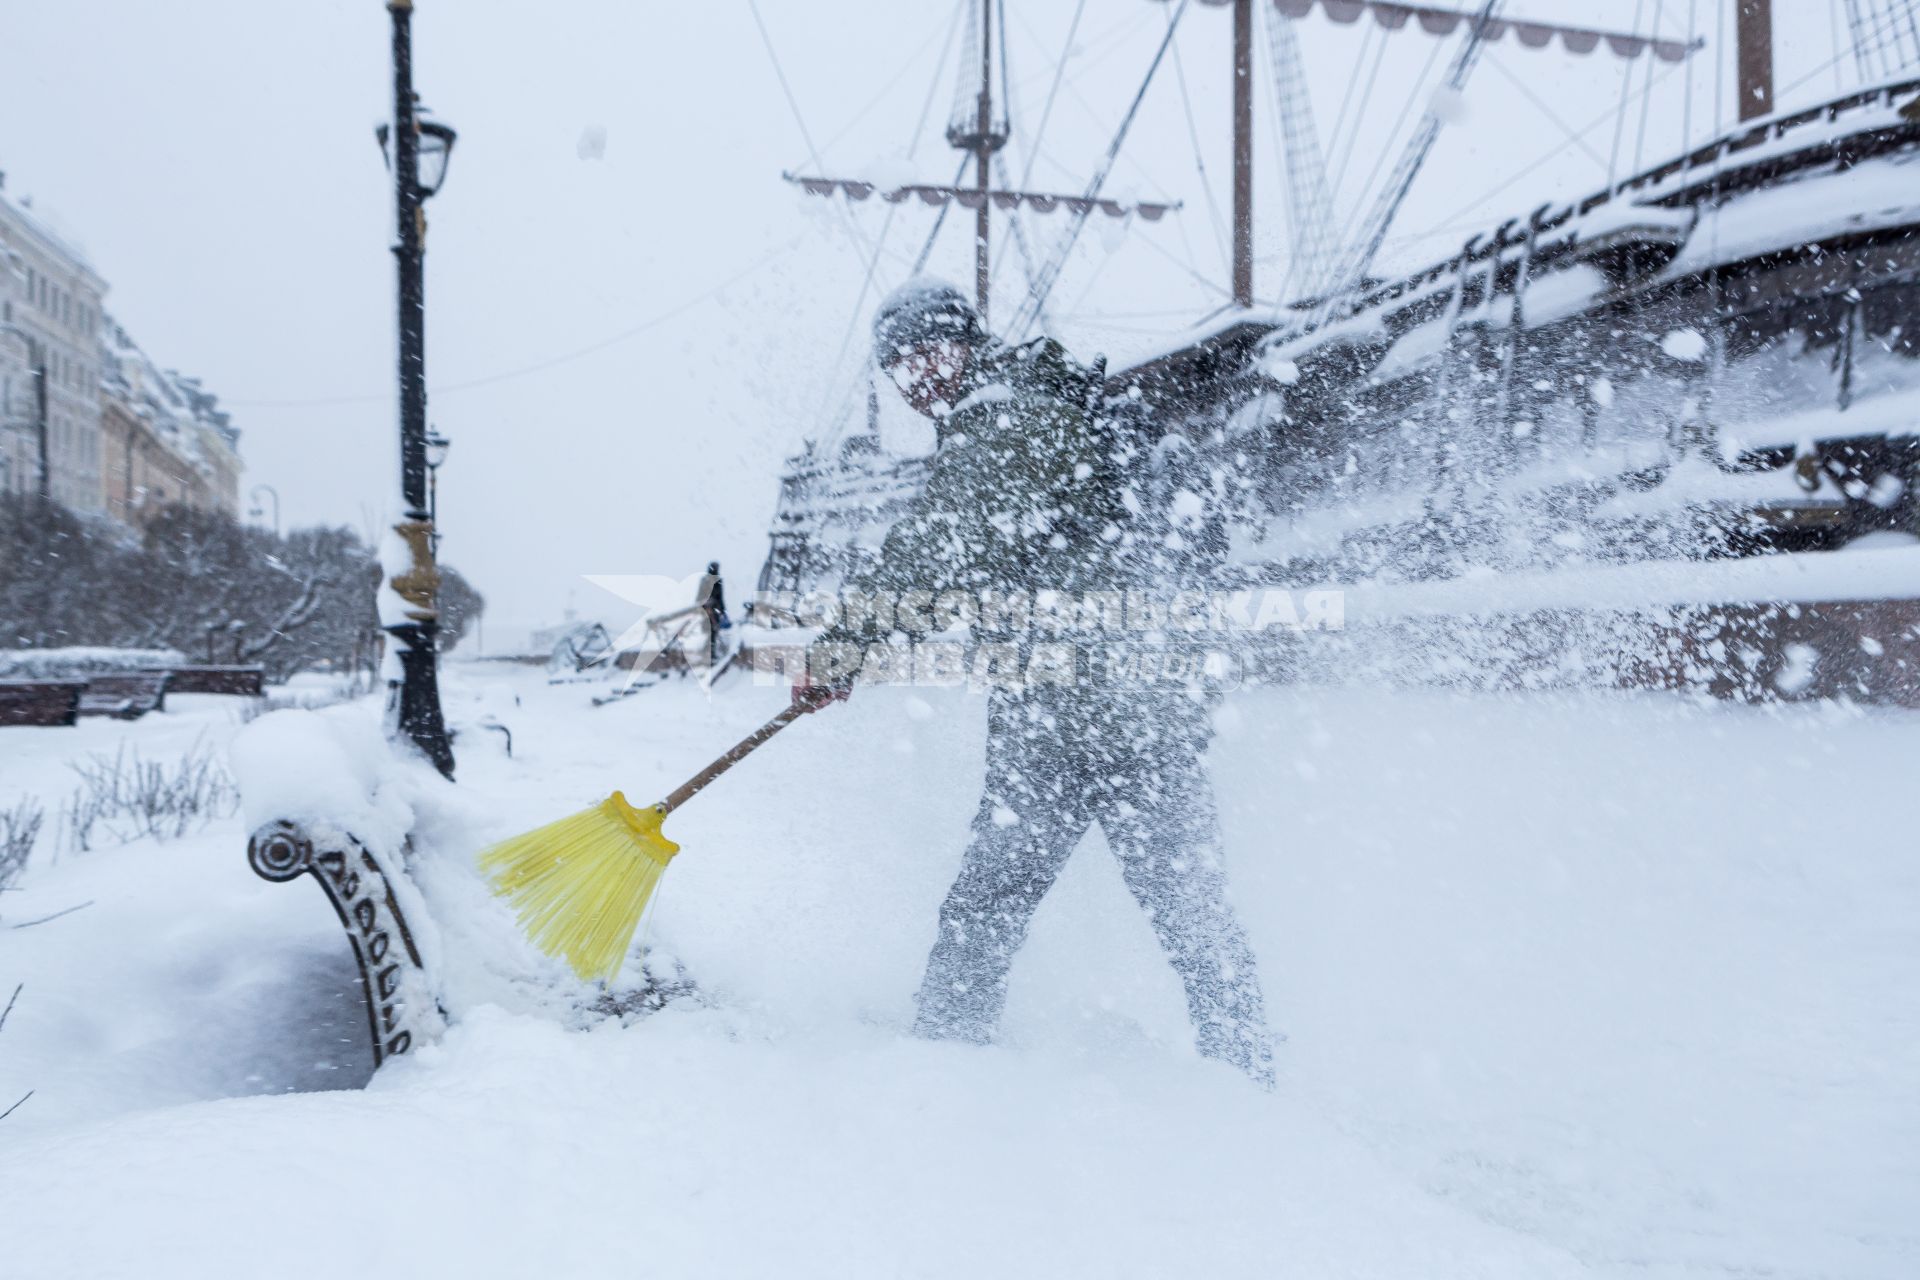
0, 2, 1870, 642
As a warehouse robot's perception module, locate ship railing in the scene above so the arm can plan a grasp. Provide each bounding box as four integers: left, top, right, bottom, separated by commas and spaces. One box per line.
1332, 77, 1920, 330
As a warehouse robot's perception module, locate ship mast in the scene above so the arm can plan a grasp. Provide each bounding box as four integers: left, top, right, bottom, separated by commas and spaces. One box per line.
1233, 0, 1254, 307
789, 0, 1181, 336
948, 0, 1010, 321
1736, 0, 1773, 121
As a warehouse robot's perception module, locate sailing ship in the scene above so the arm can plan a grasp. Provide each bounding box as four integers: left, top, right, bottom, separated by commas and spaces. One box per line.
750, 0, 1920, 701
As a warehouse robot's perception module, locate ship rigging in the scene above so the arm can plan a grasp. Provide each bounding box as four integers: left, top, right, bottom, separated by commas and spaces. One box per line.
749, 1, 1920, 708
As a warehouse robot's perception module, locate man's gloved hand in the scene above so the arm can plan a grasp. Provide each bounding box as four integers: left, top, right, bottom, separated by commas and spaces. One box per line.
797, 629, 859, 712
791, 677, 854, 713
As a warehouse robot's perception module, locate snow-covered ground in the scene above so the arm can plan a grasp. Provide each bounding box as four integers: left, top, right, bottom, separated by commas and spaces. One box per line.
1, 664, 1914, 1278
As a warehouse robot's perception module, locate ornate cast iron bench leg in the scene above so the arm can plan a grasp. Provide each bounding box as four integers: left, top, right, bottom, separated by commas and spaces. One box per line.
248, 820, 446, 1070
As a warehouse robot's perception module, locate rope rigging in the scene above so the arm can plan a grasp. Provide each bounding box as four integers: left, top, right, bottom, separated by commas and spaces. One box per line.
1264, 5, 1342, 303
796, 0, 1893, 399
811, 4, 966, 163
1793, 0, 1920, 97
1334, 35, 1447, 282
986, 3, 1054, 330
1013, 0, 1086, 199
948, 0, 1011, 147
911, 158, 973, 275
1481, 52, 1607, 168
957, 7, 1184, 327
992, 153, 1052, 332
1860, 0, 1891, 76
1606, 0, 1648, 188
1008, 0, 1193, 340
1164, 4, 1234, 286
1830, 1, 1849, 92
1420, 48, 1687, 245
810, 2, 967, 451
1314, 1, 1501, 322
745, 0, 874, 263
1844, 0, 1874, 81
1323, 21, 1391, 212
1679, 0, 1698, 164
1631, 0, 1667, 175
1004, 8, 1191, 217
1864, 0, 1920, 73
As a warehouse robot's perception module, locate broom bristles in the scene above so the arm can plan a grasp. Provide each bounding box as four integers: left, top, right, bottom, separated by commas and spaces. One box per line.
478, 791, 680, 984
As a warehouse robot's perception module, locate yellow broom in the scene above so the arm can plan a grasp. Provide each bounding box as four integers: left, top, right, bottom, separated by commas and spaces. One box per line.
479, 701, 815, 983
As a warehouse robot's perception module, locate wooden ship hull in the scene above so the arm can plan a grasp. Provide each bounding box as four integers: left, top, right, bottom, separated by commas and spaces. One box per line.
1122, 78, 1920, 583
753, 431, 930, 613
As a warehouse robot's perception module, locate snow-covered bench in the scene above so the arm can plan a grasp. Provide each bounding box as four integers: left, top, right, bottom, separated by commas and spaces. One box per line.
236, 710, 447, 1072
0, 679, 86, 727
150, 664, 265, 696
77, 671, 171, 720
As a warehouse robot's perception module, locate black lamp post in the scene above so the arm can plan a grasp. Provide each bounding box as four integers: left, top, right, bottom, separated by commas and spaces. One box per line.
377, 0, 456, 779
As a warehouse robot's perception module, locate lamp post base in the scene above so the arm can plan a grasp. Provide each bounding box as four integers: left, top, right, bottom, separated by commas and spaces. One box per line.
386, 621, 455, 779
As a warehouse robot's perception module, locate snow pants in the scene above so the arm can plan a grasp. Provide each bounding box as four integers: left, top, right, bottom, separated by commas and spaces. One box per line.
911, 688, 1275, 1084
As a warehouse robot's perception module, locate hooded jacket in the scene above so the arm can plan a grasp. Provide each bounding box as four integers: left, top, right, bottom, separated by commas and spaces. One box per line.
850, 337, 1128, 617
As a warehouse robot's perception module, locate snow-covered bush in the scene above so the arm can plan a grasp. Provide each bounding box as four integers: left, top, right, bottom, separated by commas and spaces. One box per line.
63, 742, 238, 851
0, 799, 42, 891
0, 983, 25, 1123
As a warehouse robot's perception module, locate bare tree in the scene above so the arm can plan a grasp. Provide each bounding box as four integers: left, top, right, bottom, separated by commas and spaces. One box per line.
0, 495, 484, 679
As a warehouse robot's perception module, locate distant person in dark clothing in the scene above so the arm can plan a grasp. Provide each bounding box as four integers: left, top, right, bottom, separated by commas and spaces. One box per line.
697, 561, 729, 660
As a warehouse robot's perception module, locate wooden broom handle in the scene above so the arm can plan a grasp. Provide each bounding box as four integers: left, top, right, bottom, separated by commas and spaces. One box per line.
658, 702, 808, 815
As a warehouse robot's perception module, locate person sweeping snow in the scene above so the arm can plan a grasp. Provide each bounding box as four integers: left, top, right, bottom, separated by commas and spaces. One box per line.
795, 279, 1276, 1086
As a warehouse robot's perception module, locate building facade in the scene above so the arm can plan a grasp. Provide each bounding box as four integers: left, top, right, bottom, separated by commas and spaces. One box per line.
100, 324, 242, 523
0, 176, 107, 511
1, 173, 242, 524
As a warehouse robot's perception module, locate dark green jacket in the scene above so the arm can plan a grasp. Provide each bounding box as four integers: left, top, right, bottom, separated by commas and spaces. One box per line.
851, 338, 1126, 614
820, 340, 1217, 744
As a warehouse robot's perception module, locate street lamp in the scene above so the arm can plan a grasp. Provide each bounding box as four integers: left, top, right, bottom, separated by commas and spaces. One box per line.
0, 324, 49, 501
377, 0, 456, 780
374, 115, 457, 194
248, 483, 281, 535
424, 429, 448, 553
416, 120, 456, 194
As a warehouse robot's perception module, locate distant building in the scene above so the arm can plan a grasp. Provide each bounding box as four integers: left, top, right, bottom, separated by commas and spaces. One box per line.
100, 322, 242, 522
0, 174, 107, 511
0, 171, 242, 524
